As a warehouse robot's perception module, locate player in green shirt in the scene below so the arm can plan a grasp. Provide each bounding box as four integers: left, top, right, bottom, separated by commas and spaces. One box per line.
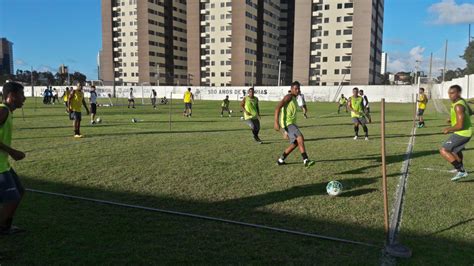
241, 88, 262, 143
348, 87, 369, 140
0, 82, 27, 235
440, 85, 472, 181
221, 95, 232, 117
274, 81, 315, 168
337, 94, 348, 114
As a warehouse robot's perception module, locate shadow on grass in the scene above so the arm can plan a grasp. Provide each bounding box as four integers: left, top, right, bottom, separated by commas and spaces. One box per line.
0, 176, 472, 264
425, 218, 474, 236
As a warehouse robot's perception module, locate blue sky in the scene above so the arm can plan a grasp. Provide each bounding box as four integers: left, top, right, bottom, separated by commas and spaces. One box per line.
1, 0, 474, 80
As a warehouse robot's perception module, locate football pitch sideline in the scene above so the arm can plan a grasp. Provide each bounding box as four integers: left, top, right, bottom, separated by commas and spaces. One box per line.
0, 99, 472, 264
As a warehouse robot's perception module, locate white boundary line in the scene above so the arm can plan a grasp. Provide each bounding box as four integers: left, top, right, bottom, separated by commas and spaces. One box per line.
26, 188, 379, 248
388, 125, 417, 244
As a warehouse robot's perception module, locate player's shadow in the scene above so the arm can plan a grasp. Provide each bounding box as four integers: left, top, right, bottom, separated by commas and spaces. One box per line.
424, 218, 474, 236
340, 188, 378, 197
217, 177, 379, 209
334, 149, 440, 175
9, 177, 473, 264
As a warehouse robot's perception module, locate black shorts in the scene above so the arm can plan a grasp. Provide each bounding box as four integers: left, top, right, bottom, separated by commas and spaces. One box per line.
417, 109, 425, 116
90, 103, 97, 114
71, 111, 82, 121
0, 169, 24, 203
185, 103, 192, 109
442, 134, 471, 154
128, 99, 135, 102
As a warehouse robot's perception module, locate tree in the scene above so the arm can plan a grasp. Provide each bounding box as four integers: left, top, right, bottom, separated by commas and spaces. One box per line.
71, 71, 87, 85
462, 41, 474, 75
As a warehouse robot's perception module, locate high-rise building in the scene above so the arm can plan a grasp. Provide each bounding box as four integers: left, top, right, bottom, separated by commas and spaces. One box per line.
100, 0, 383, 86
381, 52, 387, 75
187, 0, 281, 86
0, 38, 14, 75
292, 0, 384, 85
100, 0, 188, 86
59, 64, 69, 75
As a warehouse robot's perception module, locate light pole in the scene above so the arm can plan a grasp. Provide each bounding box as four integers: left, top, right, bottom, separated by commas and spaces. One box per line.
156, 65, 160, 87
277, 59, 282, 87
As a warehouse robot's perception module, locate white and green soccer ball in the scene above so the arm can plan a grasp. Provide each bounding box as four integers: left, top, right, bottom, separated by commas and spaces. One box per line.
229, 109, 233, 114
326, 181, 343, 196
96, 117, 102, 123
132, 118, 138, 123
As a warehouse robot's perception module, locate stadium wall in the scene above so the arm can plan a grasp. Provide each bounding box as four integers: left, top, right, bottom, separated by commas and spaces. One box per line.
21, 74, 474, 103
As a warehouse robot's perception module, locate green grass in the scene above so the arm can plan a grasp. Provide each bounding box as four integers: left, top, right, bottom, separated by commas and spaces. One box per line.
0, 97, 472, 264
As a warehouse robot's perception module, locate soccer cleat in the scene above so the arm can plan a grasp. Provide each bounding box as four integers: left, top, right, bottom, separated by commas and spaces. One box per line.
0, 225, 26, 235
353, 136, 358, 140
74, 134, 83, 138
451, 171, 468, 181
304, 114, 308, 119
304, 160, 316, 168
365, 137, 369, 141
276, 159, 286, 165
254, 137, 263, 144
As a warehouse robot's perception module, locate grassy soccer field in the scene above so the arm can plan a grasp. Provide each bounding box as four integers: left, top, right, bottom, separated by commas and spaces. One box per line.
0, 97, 472, 264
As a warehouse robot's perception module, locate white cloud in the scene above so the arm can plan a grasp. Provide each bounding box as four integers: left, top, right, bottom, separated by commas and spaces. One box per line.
428, 0, 474, 24
37, 65, 54, 72
14, 59, 27, 66
387, 46, 465, 74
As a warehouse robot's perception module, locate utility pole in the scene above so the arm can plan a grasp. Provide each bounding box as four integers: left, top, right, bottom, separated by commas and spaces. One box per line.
442, 40, 448, 83
157, 65, 160, 87
31, 66, 34, 97
251, 60, 255, 87
468, 24, 471, 99
277, 59, 282, 87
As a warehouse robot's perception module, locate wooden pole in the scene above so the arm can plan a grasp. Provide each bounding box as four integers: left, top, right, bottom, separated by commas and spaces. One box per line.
381, 98, 389, 244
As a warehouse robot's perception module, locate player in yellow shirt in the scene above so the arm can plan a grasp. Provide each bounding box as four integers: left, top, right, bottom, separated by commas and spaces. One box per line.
68, 84, 89, 138
61, 87, 71, 113
417, 87, 428, 128
183, 88, 194, 117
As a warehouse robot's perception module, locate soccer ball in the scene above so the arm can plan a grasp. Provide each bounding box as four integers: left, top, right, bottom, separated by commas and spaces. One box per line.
132, 118, 137, 123
229, 110, 233, 114
326, 181, 343, 196
96, 117, 102, 123
240, 116, 244, 120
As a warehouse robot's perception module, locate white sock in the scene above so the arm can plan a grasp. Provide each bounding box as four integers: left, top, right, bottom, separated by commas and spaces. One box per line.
278, 158, 284, 163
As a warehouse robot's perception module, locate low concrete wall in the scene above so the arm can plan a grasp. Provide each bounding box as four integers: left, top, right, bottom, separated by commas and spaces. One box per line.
21, 74, 474, 103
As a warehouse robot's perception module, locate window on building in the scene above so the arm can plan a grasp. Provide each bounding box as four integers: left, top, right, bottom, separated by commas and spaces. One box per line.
336, 43, 341, 48
343, 43, 352, 48
322, 69, 327, 75
336, 30, 341, 35
323, 43, 328, 49
334, 69, 340, 74
324, 4, 330, 10
335, 56, 340, 62
323, 31, 329, 36
337, 3, 342, 9
337, 17, 341, 22
323, 57, 328, 62
324, 18, 329, 23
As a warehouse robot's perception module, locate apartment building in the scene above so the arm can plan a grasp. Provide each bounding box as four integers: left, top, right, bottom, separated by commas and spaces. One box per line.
100, 0, 188, 86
